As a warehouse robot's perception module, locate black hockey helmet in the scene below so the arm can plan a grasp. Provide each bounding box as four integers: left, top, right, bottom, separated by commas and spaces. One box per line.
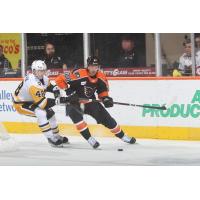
87, 56, 100, 66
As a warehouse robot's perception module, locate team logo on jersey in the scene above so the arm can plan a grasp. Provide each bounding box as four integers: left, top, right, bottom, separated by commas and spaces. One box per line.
74, 71, 80, 78
64, 72, 71, 82
84, 86, 96, 97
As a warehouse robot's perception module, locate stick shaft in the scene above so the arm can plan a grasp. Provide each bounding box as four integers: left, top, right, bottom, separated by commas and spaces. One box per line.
79, 98, 166, 110
13, 98, 166, 110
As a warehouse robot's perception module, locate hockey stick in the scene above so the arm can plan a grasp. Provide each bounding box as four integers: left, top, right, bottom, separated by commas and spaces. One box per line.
78, 98, 167, 110
12, 99, 85, 115
13, 97, 175, 111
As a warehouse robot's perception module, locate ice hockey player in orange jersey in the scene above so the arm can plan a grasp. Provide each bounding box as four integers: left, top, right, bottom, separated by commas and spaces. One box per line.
55, 56, 136, 149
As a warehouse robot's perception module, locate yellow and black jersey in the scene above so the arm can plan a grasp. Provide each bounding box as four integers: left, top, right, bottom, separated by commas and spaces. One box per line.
55, 68, 109, 99
13, 74, 55, 110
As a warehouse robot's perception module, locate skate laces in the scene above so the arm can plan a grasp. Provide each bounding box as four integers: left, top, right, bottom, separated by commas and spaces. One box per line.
54, 133, 63, 140
88, 137, 97, 146
46, 133, 60, 143
122, 135, 131, 142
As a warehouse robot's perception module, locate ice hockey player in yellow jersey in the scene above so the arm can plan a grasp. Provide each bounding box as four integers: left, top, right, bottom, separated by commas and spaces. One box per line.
13, 60, 68, 147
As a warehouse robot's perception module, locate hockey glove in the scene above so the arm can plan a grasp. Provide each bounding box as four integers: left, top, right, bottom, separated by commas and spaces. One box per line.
102, 96, 113, 108
67, 92, 79, 104
52, 85, 60, 99
58, 92, 79, 105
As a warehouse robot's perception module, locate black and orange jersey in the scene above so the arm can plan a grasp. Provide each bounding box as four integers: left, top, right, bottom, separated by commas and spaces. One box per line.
55, 69, 109, 99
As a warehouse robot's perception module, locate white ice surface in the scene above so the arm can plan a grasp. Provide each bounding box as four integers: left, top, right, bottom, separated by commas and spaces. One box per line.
1, 134, 200, 166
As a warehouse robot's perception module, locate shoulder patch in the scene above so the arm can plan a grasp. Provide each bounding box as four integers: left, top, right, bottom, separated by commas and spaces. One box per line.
74, 71, 80, 78
72, 69, 88, 80
64, 71, 71, 82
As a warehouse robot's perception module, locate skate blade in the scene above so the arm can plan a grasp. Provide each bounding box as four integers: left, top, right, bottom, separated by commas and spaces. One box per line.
49, 143, 64, 148
62, 141, 70, 147
63, 144, 102, 151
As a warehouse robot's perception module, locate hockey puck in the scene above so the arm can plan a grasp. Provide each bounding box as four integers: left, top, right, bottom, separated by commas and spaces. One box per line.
118, 148, 123, 151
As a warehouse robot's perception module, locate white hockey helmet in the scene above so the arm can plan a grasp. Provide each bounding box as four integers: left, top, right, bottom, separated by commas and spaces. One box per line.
31, 60, 47, 72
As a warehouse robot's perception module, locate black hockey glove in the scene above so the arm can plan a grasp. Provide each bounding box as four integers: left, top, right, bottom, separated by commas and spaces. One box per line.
52, 86, 60, 99
60, 92, 79, 105
67, 92, 79, 104
102, 96, 113, 108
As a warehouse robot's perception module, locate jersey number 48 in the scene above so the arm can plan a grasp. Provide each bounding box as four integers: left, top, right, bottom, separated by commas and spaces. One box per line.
36, 90, 45, 98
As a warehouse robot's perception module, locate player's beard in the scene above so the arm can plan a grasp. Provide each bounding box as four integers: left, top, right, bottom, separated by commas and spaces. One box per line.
89, 71, 98, 77
88, 67, 99, 77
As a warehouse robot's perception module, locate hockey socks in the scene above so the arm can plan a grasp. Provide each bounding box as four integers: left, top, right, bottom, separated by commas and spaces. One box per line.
111, 124, 136, 144
75, 120, 100, 148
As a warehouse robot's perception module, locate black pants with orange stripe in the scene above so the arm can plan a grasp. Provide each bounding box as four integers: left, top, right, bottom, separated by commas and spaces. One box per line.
68, 102, 117, 130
